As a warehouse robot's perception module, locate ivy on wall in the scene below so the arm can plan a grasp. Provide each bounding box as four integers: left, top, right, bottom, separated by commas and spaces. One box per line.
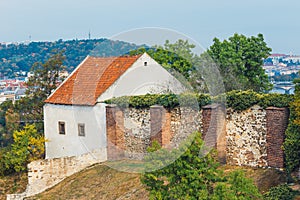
104, 93, 212, 109
104, 90, 293, 111
283, 79, 300, 175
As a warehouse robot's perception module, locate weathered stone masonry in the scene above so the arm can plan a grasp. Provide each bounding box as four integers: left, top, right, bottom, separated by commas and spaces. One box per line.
7, 149, 106, 200
226, 105, 267, 167
106, 104, 289, 169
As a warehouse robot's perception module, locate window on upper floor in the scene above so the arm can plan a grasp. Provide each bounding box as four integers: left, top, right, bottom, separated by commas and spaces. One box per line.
58, 121, 66, 135
78, 123, 85, 136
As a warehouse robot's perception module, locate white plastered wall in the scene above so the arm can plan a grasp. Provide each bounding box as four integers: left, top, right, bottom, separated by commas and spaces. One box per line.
44, 103, 107, 159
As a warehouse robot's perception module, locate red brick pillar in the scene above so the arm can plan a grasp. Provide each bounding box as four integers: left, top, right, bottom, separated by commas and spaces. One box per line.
150, 105, 172, 147
266, 107, 289, 168
106, 105, 125, 160
202, 104, 226, 163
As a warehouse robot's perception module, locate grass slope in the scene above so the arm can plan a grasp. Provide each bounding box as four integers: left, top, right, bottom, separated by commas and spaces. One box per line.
1, 163, 294, 200
26, 163, 148, 200
0, 172, 27, 200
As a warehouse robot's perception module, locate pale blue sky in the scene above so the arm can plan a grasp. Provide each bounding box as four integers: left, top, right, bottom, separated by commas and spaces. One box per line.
1, 0, 300, 54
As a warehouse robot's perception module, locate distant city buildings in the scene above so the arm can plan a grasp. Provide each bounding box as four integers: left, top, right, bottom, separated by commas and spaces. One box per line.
0, 70, 69, 104
0, 79, 26, 104
264, 53, 300, 94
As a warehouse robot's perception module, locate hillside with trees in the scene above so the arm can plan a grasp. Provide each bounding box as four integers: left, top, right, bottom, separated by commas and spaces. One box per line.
0, 39, 144, 78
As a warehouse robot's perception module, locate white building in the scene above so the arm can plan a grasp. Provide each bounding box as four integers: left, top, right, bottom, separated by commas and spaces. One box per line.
44, 53, 186, 159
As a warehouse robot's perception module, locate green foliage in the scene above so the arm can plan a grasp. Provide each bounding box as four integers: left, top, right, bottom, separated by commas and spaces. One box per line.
207, 33, 272, 92
292, 77, 300, 125
2, 124, 46, 173
105, 91, 292, 111
104, 93, 211, 109
224, 90, 261, 111
141, 132, 222, 200
264, 184, 296, 200
26, 50, 66, 98
283, 78, 300, 174
141, 132, 262, 199
222, 90, 293, 111
212, 170, 262, 200
259, 93, 294, 108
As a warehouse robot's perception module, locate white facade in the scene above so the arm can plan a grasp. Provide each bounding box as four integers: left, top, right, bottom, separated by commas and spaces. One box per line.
44, 103, 107, 159
97, 53, 186, 101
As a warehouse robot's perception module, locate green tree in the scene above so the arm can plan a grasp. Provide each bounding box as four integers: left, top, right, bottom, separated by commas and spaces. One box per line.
141, 132, 262, 199
3, 124, 46, 173
212, 170, 262, 200
26, 50, 66, 98
283, 76, 300, 174
16, 51, 66, 131
207, 33, 272, 92
264, 184, 296, 200
142, 132, 221, 200
0, 100, 14, 147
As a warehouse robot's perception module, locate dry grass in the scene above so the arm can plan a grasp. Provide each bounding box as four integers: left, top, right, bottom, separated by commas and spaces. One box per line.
1, 163, 291, 200
0, 172, 27, 200
26, 163, 148, 200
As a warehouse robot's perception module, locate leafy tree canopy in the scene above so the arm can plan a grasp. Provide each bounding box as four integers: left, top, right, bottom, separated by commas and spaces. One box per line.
141, 132, 262, 199
2, 124, 46, 174
207, 33, 272, 92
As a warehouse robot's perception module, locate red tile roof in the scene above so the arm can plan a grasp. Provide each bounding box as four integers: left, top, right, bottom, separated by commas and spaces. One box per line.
45, 54, 142, 105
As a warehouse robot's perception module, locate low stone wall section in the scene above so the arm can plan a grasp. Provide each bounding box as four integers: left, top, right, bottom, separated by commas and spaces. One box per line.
7, 148, 106, 200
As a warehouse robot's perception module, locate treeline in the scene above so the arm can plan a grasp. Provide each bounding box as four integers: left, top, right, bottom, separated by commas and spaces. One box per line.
0, 39, 144, 78
271, 72, 300, 82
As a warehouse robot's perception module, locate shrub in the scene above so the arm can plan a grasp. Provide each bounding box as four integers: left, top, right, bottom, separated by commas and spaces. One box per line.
264, 184, 296, 200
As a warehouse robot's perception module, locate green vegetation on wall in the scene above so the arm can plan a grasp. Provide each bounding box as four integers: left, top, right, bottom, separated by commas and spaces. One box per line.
283, 78, 300, 175
104, 90, 293, 111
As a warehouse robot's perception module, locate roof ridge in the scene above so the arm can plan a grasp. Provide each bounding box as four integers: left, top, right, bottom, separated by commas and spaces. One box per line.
88, 54, 142, 59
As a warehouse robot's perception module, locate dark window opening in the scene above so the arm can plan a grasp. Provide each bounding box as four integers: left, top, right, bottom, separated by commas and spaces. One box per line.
78, 123, 85, 136
58, 121, 66, 135
144, 61, 148, 66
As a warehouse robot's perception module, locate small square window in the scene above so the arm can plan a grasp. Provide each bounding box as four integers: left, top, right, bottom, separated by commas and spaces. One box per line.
78, 123, 85, 136
58, 121, 65, 135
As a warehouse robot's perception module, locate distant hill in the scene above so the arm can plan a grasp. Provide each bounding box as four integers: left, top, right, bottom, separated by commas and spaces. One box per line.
0, 39, 145, 78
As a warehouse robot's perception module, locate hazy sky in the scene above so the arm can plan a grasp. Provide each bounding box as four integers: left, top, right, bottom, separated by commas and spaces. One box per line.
1, 0, 300, 54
